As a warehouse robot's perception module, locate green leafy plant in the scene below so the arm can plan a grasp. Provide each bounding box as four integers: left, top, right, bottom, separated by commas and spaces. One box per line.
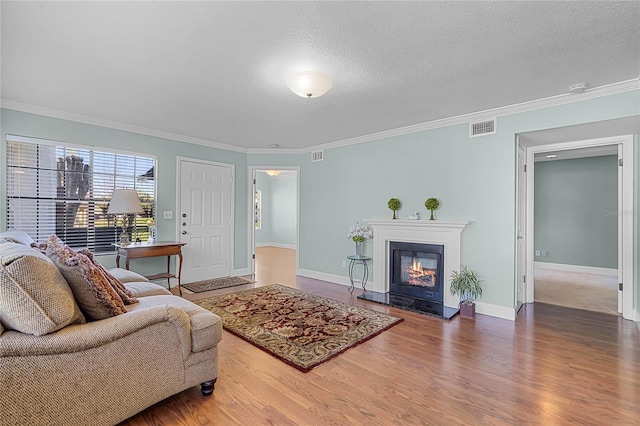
387, 198, 401, 219
424, 197, 439, 220
449, 266, 483, 305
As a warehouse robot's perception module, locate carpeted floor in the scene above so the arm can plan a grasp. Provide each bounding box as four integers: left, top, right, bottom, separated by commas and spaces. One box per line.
182, 276, 255, 293
534, 269, 618, 315
195, 284, 404, 372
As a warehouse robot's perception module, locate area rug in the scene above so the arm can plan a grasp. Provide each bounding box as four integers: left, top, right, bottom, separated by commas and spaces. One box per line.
195, 284, 404, 372
182, 276, 255, 293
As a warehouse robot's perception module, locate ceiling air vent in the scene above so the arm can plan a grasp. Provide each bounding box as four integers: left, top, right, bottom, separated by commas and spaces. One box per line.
469, 119, 496, 137
311, 150, 324, 162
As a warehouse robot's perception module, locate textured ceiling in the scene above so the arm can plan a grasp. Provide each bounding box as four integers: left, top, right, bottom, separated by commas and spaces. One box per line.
1, 1, 639, 151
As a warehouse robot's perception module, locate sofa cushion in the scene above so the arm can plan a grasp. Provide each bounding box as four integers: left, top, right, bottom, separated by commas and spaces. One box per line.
79, 250, 138, 305
108, 268, 149, 283
0, 230, 35, 246
124, 281, 172, 298
45, 236, 127, 320
127, 295, 222, 353
0, 240, 85, 336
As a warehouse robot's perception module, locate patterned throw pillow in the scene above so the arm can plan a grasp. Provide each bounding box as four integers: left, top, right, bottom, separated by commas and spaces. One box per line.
0, 240, 85, 336
45, 236, 127, 320
78, 249, 138, 305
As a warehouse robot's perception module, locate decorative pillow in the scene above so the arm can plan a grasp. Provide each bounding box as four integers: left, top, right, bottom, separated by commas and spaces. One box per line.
0, 240, 85, 336
0, 230, 35, 246
45, 236, 127, 320
79, 249, 138, 305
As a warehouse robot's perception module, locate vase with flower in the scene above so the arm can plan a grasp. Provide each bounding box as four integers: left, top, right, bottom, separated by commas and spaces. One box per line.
346, 222, 373, 257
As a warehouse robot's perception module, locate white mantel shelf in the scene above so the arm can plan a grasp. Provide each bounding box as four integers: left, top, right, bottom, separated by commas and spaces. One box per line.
366, 219, 471, 309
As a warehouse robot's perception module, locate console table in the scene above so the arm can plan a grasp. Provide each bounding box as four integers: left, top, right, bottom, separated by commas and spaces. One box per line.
114, 241, 186, 296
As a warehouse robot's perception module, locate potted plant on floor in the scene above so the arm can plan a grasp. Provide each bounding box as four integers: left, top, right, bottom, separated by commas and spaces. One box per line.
450, 265, 483, 318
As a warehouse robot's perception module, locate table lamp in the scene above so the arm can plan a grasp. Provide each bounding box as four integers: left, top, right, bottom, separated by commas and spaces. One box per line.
107, 189, 144, 245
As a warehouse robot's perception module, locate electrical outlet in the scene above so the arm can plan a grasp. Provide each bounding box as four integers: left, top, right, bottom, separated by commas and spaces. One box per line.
535, 250, 541, 257
342, 260, 346, 268
323, 258, 329, 265
163, 211, 173, 220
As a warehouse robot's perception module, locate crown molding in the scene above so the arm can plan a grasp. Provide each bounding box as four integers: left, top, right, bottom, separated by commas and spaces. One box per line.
3, 78, 638, 156
0, 99, 248, 154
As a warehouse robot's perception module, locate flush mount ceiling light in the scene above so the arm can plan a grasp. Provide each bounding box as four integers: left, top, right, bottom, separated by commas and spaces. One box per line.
265, 170, 281, 177
287, 71, 332, 98
546, 154, 557, 159
568, 83, 589, 94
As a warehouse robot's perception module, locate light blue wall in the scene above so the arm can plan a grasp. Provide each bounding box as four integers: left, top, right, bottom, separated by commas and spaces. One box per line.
2, 89, 638, 311
254, 171, 297, 246
534, 156, 618, 268
0, 109, 248, 275
249, 90, 639, 309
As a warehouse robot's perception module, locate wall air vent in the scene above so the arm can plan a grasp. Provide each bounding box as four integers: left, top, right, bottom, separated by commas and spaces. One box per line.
469, 119, 497, 137
311, 150, 324, 162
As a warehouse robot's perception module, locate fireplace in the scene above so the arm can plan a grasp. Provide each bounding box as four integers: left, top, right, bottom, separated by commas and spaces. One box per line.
389, 241, 444, 303
357, 219, 470, 319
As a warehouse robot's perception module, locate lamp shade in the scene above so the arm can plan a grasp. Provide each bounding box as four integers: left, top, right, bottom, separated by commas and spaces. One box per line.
287, 71, 332, 98
107, 189, 144, 214
265, 170, 281, 177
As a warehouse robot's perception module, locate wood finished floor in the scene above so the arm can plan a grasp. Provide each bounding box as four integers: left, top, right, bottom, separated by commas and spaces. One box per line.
122, 248, 640, 425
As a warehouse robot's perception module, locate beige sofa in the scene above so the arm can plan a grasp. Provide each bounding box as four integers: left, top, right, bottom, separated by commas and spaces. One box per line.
0, 235, 222, 426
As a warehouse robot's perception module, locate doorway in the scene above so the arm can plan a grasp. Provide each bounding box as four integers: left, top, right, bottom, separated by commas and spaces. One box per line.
516, 135, 635, 320
249, 167, 300, 286
177, 157, 234, 283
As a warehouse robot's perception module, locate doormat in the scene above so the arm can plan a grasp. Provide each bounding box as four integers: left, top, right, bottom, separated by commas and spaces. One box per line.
194, 284, 404, 372
182, 276, 255, 293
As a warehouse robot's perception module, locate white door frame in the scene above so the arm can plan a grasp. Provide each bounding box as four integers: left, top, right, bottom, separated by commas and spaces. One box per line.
176, 156, 235, 274
247, 166, 300, 275
519, 135, 635, 320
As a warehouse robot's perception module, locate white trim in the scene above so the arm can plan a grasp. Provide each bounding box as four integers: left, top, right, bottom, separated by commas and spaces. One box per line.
474, 301, 516, 321
534, 262, 618, 277
297, 268, 354, 288
1, 99, 247, 153
523, 135, 635, 320
176, 156, 236, 278
246, 79, 640, 154
255, 242, 297, 250
4, 79, 637, 155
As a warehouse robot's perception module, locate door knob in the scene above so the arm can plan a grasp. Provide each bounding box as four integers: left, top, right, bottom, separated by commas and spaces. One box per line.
182, 231, 187, 235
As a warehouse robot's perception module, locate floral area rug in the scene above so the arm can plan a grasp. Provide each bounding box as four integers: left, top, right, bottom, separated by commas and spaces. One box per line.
182, 276, 255, 293
195, 284, 404, 372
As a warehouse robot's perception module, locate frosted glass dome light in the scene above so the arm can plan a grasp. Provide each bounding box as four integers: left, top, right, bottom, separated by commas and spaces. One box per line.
287, 71, 332, 98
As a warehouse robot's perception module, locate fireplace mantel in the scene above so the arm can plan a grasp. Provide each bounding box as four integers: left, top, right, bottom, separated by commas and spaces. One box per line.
366, 219, 470, 309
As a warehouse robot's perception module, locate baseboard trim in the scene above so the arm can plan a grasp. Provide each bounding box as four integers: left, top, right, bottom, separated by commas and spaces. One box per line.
256, 242, 297, 250
534, 262, 617, 277
474, 301, 516, 321
298, 268, 515, 321
297, 268, 354, 287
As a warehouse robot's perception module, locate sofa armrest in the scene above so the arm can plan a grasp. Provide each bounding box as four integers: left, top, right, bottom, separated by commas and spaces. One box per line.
0, 305, 192, 359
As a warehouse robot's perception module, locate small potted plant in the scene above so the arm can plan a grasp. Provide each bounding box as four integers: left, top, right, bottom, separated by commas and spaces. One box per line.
346, 222, 373, 256
387, 198, 401, 219
449, 265, 483, 318
424, 197, 439, 220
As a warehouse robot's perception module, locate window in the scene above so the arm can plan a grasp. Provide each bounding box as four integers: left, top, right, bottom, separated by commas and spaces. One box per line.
6, 135, 156, 252
254, 189, 262, 230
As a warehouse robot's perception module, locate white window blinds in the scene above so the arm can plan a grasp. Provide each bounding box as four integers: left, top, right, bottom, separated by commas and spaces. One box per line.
6, 136, 157, 252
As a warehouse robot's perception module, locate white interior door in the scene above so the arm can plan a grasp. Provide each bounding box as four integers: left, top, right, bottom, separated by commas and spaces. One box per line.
516, 142, 527, 312
179, 159, 233, 283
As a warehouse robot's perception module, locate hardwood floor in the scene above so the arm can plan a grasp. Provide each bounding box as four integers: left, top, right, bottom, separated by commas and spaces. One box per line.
122, 252, 640, 425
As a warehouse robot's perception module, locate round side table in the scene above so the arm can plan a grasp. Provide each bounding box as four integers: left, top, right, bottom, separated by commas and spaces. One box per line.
347, 255, 371, 293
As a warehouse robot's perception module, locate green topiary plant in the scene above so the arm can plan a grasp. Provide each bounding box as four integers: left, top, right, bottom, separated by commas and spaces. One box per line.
424, 197, 439, 220
387, 198, 401, 219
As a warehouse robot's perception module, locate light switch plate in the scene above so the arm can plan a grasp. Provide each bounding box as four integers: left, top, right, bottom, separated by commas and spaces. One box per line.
163, 211, 173, 220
